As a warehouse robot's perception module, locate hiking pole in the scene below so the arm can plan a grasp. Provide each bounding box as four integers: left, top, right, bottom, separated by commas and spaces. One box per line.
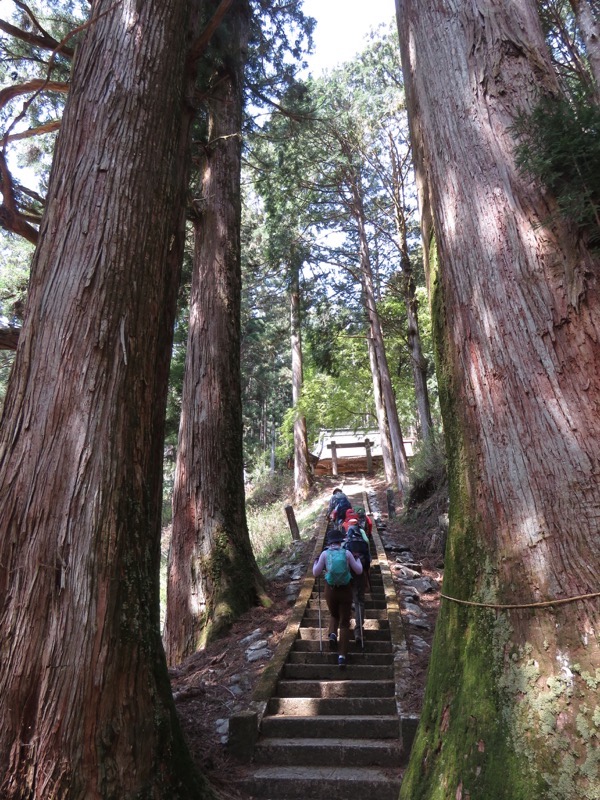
317, 575, 323, 655
358, 597, 364, 651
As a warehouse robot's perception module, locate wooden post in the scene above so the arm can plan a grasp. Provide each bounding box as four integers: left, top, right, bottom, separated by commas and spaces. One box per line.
365, 439, 373, 474
330, 441, 338, 477
284, 504, 301, 541
386, 487, 396, 518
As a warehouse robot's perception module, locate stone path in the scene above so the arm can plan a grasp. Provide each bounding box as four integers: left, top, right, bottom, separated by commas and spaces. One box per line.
231, 489, 414, 799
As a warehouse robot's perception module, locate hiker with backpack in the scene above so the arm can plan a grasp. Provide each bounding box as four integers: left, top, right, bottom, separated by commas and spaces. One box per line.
344, 523, 372, 649
327, 488, 352, 525
341, 507, 359, 532
353, 505, 373, 538
313, 528, 363, 669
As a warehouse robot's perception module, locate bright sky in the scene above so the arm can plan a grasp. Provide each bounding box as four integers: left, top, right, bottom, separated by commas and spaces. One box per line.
301, 0, 397, 74
0, 0, 397, 75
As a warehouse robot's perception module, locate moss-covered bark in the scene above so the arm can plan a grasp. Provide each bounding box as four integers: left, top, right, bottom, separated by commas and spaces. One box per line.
401, 245, 546, 799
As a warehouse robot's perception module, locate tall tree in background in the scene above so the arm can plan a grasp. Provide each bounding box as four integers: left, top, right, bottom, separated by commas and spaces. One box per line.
537, 0, 599, 95
352, 170, 409, 493
249, 92, 317, 498
239, 199, 291, 468
397, 1, 600, 797
568, 0, 600, 87
343, 30, 434, 444
0, 0, 214, 796
166, 0, 267, 663
166, 0, 313, 661
290, 249, 313, 501
0, 0, 76, 244
305, 71, 410, 493
386, 132, 433, 442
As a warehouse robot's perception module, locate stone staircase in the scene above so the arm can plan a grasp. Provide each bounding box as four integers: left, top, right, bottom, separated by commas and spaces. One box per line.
231, 503, 411, 800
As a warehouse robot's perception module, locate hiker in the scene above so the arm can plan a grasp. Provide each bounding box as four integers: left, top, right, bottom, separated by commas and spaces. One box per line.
345, 524, 372, 648
354, 505, 373, 538
327, 488, 352, 523
313, 528, 363, 668
325, 524, 347, 546
341, 507, 359, 532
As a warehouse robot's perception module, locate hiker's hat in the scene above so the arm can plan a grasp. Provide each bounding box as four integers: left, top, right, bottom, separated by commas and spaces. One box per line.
328, 529, 345, 543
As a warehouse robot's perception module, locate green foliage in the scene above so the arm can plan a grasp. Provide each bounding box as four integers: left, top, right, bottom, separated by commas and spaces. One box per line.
0, 236, 32, 319
245, 470, 294, 563
1, 1, 87, 232
245, 24, 438, 470
512, 90, 600, 246
245, 0, 315, 129
537, 1, 596, 97
0, 237, 34, 411
406, 435, 447, 510
239, 195, 292, 469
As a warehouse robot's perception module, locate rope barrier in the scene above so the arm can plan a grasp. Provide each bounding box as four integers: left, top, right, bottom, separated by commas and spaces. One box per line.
440, 591, 600, 610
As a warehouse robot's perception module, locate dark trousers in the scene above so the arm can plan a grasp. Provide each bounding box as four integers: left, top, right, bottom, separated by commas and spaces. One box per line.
352, 572, 369, 641
324, 582, 353, 657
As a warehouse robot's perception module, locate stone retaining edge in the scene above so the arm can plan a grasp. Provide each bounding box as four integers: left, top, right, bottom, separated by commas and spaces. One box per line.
363, 490, 418, 760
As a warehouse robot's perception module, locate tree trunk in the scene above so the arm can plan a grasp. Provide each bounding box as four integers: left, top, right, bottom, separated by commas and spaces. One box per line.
403, 264, 433, 442
291, 261, 312, 502
570, 0, 600, 89
0, 1, 213, 797
397, 1, 600, 798
165, 0, 266, 665
0, 321, 19, 350
388, 133, 434, 442
270, 422, 276, 474
354, 186, 409, 495
366, 322, 396, 485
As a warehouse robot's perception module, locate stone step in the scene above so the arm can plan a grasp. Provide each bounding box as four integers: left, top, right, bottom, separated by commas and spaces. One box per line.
276, 679, 396, 698
307, 597, 387, 609
310, 582, 385, 592
287, 650, 393, 666
267, 696, 397, 716
253, 736, 403, 767
260, 714, 400, 740
302, 607, 389, 621
310, 581, 385, 599
241, 765, 402, 800
283, 661, 394, 681
292, 638, 392, 653
311, 581, 384, 594
298, 625, 390, 640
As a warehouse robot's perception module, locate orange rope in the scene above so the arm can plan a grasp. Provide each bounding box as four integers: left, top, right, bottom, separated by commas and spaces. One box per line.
440, 591, 600, 610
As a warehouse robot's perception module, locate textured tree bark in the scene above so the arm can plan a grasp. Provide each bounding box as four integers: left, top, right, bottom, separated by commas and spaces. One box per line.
165, 0, 266, 665
291, 260, 313, 502
0, 0, 212, 797
397, 1, 600, 798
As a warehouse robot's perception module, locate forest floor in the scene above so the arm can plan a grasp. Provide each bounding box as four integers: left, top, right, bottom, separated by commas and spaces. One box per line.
168, 473, 447, 799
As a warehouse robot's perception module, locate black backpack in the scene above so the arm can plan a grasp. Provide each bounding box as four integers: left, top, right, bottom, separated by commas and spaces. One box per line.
345, 525, 371, 570
333, 494, 352, 520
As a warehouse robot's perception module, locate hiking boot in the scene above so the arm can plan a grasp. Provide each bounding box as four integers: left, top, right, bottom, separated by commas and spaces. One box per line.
355, 637, 363, 649
338, 655, 346, 669
328, 632, 338, 650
